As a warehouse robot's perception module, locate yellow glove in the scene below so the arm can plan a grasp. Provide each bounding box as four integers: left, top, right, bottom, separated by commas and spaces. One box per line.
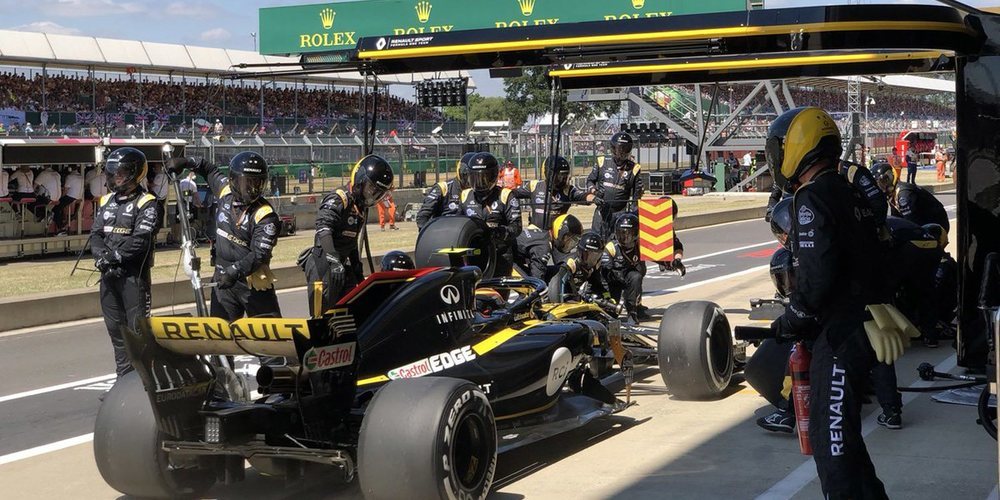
864, 304, 917, 365
247, 264, 277, 291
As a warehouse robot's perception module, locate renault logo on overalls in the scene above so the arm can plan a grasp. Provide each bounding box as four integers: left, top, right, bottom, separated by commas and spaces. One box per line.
440, 284, 460, 304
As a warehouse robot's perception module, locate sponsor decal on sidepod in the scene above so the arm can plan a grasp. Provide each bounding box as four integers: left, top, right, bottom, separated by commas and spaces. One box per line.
303, 342, 356, 372
387, 345, 476, 379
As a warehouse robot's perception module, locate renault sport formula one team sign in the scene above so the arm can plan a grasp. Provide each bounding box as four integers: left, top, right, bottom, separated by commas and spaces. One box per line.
259, 0, 750, 55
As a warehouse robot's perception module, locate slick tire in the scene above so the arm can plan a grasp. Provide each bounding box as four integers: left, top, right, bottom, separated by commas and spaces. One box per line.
359, 377, 497, 500
657, 301, 734, 400
93, 372, 215, 499
415, 216, 496, 277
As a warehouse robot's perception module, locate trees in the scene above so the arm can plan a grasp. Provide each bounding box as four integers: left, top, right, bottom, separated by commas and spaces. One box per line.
503, 67, 619, 129
442, 94, 510, 123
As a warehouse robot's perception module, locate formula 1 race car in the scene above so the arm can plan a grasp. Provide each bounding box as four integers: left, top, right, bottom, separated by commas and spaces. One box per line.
94, 264, 640, 500
415, 214, 747, 401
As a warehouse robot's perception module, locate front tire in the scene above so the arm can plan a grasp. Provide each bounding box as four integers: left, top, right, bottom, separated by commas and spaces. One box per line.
358, 377, 497, 500
657, 301, 734, 400
414, 216, 496, 277
93, 372, 215, 499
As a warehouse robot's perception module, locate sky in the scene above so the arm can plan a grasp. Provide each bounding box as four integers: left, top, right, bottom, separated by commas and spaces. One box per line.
1, 0, 996, 98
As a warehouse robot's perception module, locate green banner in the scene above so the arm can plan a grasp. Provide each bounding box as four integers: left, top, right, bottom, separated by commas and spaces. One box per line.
259, 0, 749, 56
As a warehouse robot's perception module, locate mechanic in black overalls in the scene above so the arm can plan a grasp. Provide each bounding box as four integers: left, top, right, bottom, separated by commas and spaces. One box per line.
169, 152, 281, 321
871, 162, 950, 231
757, 197, 904, 433
415, 152, 474, 230
766, 107, 890, 499
91, 147, 160, 379
873, 161, 955, 345
586, 132, 642, 240
548, 231, 609, 304
602, 213, 649, 325
512, 155, 593, 278
303, 155, 394, 316
445, 152, 521, 278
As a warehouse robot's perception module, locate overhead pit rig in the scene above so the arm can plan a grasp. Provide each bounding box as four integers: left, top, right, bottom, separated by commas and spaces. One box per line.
245, 0, 1000, 433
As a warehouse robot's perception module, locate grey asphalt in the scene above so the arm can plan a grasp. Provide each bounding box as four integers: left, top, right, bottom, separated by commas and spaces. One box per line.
0, 192, 960, 488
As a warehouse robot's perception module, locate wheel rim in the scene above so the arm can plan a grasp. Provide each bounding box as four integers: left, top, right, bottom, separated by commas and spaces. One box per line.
451, 412, 490, 491
707, 312, 733, 383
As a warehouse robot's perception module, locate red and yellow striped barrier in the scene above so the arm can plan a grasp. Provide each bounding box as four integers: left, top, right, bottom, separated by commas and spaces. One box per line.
638, 197, 675, 262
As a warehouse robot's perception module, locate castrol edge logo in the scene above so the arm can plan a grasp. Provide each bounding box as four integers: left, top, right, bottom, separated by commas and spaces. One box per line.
387, 345, 476, 379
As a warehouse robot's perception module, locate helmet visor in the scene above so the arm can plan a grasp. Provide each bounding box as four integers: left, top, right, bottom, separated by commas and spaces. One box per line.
765, 136, 786, 190
360, 181, 390, 207
615, 226, 638, 248
233, 175, 266, 203
470, 170, 497, 194
579, 247, 602, 268
551, 171, 569, 189
105, 165, 139, 194
553, 231, 581, 254
611, 142, 632, 162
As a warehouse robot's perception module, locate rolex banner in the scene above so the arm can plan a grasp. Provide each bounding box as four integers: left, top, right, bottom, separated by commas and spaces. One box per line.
259, 0, 748, 55
638, 198, 675, 262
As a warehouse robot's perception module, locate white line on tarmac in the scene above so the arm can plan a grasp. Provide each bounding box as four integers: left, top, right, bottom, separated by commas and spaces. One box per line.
755, 354, 959, 500
0, 433, 94, 466
665, 264, 770, 293
0, 373, 116, 404
684, 241, 775, 263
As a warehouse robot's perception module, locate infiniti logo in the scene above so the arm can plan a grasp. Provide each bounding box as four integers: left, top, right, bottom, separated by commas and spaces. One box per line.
439, 284, 460, 305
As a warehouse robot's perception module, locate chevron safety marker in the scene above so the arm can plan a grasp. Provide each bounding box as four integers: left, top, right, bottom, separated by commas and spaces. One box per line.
639, 197, 674, 262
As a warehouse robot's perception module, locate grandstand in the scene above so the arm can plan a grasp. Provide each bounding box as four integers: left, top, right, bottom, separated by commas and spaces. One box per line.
0, 29, 473, 137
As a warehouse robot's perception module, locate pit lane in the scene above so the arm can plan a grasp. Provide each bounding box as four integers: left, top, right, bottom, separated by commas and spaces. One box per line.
4, 194, 986, 500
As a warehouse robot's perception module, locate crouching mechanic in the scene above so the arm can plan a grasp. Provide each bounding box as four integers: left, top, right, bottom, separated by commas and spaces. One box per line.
548, 231, 609, 304
415, 152, 474, 229
871, 162, 950, 231
603, 213, 650, 324
304, 155, 394, 316
92, 147, 160, 379
512, 155, 593, 278
168, 152, 281, 320
446, 152, 521, 277
766, 106, 908, 499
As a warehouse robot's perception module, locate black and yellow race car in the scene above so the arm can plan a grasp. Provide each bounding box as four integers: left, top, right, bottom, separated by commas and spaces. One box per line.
94, 261, 637, 500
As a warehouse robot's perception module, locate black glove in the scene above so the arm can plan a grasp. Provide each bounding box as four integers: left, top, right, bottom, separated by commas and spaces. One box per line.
103, 266, 127, 280
770, 316, 799, 344
326, 253, 346, 291
94, 256, 112, 273
95, 249, 118, 273
764, 207, 774, 223
215, 265, 240, 290
593, 196, 605, 208
165, 157, 194, 177
491, 226, 509, 243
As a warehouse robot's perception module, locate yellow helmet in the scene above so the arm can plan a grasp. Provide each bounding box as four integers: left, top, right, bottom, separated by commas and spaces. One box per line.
765, 107, 842, 192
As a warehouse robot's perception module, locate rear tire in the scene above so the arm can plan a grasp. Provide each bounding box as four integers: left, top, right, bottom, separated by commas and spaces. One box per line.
358, 377, 497, 500
93, 372, 215, 499
657, 301, 734, 400
415, 216, 496, 277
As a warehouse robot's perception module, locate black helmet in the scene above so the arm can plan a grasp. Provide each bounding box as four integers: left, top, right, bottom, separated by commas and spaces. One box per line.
610, 132, 634, 165
380, 250, 415, 272
105, 147, 147, 194
577, 231, 604, 269
550, 214, 583, 253
766, 107, 842, 192
923, 223, 948, 248
870, 161, 897, 197
769, 197, 794, 249
614, 213, 639, 249
457, 152, 476, 189
543, 155, 571, 190
351, 155, 395, 208
769, 247, 795, 298
468, 152, 499, 196
229, 151, 269, 204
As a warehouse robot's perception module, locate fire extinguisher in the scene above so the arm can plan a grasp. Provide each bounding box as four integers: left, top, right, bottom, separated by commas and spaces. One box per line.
789, 341, 812, 455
